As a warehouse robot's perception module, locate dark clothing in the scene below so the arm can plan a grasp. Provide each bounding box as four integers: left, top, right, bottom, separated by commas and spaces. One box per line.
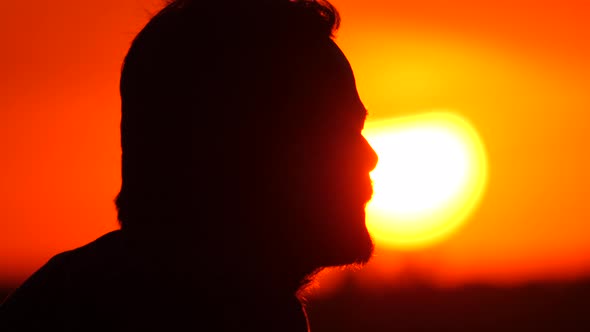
1, 231, 310, 331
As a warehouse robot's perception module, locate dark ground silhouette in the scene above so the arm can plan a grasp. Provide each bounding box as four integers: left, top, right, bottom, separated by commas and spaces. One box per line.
305, 277, 590, 332
3, 277, 589, 331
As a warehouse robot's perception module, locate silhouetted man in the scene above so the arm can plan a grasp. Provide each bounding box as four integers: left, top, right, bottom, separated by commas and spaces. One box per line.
1, 0, 378, 331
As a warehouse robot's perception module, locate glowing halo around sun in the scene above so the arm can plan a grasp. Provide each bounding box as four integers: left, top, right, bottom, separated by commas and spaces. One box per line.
363, 111, 489, 250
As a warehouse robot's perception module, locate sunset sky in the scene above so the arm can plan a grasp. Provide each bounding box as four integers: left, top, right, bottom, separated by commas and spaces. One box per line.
1, 0, 589, 290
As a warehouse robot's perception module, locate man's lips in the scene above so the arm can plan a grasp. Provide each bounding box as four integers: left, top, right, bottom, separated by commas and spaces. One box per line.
363, 178, 374, 204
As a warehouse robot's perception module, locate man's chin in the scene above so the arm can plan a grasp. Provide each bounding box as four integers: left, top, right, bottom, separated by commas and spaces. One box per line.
343, 230, 374, 266
321, 226, 374, 268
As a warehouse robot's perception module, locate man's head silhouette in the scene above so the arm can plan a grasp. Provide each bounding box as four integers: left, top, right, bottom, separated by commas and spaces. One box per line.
116, 0, 377, 282
1, 0, 378, 330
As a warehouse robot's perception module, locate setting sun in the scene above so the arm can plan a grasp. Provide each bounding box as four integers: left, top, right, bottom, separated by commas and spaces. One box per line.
363, 111, 488, 250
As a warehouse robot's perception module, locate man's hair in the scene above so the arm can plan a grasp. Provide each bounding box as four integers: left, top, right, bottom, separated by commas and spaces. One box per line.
115, 0, 341, 230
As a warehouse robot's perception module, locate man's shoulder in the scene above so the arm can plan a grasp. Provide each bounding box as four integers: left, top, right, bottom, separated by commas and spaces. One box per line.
38, 230, 126, 276
0, 230, 128, 329
54, 229, 125, 261
6, 230, 126, 295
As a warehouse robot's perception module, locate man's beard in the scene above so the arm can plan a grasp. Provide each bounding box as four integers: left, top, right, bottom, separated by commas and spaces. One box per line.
293, 196, 374, 272
311, 177, 375, 269
321, 208, 374, 268
280, 174, 376, 275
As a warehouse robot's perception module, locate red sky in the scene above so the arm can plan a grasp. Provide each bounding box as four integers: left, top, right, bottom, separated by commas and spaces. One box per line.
1, 0, 589, 289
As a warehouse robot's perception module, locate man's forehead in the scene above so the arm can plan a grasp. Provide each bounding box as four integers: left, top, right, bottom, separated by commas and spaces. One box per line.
355, 100, 369, 128
316, 40, 368, 128
329, 42, 365, 118
276, 37, 368, 127
360, 104, 368, 120
324, 40, 368, 121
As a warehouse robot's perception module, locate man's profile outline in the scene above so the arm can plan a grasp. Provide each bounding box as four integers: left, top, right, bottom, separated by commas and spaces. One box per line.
1, 1, 378, 331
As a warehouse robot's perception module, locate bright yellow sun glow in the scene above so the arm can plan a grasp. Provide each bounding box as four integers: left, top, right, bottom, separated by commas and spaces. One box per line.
363, 111, 489, 250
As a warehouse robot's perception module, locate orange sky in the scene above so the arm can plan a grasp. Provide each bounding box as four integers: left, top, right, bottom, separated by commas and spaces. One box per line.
1, 0, 589, 289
